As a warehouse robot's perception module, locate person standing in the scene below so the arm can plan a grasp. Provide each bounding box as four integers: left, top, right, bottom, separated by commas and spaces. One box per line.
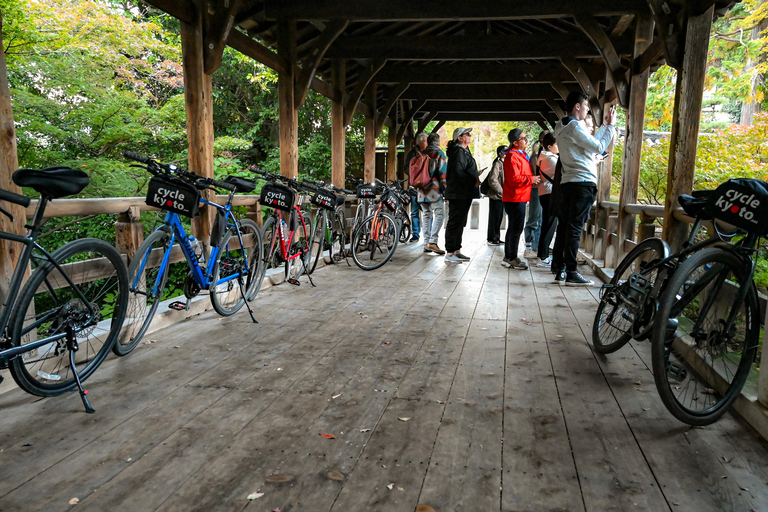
486, 145, 507, 246
523, 131, 546, 257
552, 91, 615, 285
501, 129, 540, 269
405, 132, 428, 242
536, 132, 559, 264
444, 127, 479, 264
419, 132, 447, 255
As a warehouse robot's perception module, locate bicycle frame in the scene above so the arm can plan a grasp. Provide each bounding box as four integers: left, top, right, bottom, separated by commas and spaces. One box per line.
265, 204, 310, 262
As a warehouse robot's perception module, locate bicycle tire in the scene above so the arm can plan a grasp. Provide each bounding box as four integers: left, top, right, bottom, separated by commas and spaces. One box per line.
592, 237, 669, 354
650, 247, 759, 425
330, 206, 347, 262
210, 218, 263, 316
308, 210, 327, 274
351, 211, 399, 270
9, 238, 129, 395
114, 229, 172, 356
285, 212, 312, 281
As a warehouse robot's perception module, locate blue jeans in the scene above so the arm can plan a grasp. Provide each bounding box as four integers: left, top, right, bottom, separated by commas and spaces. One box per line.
524, 187, 542, 249
410, 193, 421, 239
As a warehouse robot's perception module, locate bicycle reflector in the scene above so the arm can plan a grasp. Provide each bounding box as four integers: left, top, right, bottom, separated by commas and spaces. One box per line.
260, 182, 295, 212
146, 176, 200, 218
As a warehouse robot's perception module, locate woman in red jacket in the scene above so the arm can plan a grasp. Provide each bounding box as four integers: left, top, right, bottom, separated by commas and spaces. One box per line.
502, 128, 540, 269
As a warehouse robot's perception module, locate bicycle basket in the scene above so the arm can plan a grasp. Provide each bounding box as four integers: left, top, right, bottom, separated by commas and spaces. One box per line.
356, 183, 378, 198
704, 178, 768, 235
260, 182, 295, 212
146, 175, 200, 218
380, 188, 398, 212
311, 189, 337, 211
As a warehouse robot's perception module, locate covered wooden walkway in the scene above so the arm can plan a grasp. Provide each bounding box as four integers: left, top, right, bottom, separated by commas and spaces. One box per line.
1, 228, 767, 512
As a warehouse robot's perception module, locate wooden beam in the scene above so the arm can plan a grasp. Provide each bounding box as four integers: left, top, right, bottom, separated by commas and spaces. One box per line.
574, 15, 629, 107
203, 0, 240, 74
646, 0, 683, 69
375, 61, 594, 84
375, 82, 409, 136
278, 20, 298, 179
227, 29, 287, 74
550, 80, 571, 100
325, 33, 632, 60
397, 100, 427, 143
431, 120, 446, 134
417, 111, 439, 133
386, 121, 397, 182
423, 100, 555, 113
344, 59, 386, 126
295, 20, 348, 107
264, 0, 651, 20
401, 83, 559, 101
662, 6, 713, 251
331, 59, 346, 189
560, 57, 602, 124
634, 37, 665, 74
544, 95, 565, 118
141, 0, 193, 24
436, 113, 549, 123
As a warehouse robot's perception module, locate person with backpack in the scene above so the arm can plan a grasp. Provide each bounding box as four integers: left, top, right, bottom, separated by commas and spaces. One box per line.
405, 133, 428, 242
444, 127, 480, 263
522, 131, 547, 257
551, 91, 615, 286
418, 132, 447, 255
535, 132, 559, 265
501, 128, 540, 269
484, 145, 507, 246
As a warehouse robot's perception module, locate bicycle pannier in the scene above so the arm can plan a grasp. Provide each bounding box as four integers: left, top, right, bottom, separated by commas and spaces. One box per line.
146, 175, 200, 218
704, 178, 768, 235
311, 189, 337, 211
356, 183, 378, 198
260, 182, 295, 212
381, 188, 398, 212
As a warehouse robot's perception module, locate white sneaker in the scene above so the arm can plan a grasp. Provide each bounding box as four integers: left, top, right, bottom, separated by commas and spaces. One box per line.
537, 256, 552, 267
445, 254, 463, 264
523, 249, 537, 259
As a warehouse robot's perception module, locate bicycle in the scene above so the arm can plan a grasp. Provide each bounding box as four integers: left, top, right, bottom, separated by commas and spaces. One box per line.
592, 178, 765, 425
348, 177, 378, 235
0, 166, 129, 412
118, 152, 262, 356
388, 180, 413, 243
350, 180, 401, 270
251, 169, 316, 287
303, 180, 352, 273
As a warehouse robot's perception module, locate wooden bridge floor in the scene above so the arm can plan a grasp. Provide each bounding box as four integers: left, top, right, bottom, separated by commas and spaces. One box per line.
1, 228, 767, 512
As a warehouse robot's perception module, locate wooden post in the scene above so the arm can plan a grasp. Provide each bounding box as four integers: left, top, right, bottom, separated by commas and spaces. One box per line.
181, 5, 215, 248
386, 122, 397, 182
638, 212, 656, 242
595, 140, 614, 263
247, 202, 262, 228
604, 214, 620, 268
0, 11, 27, 302
662, 6, 714, 252
278, 20, 298, 179
363, 82, 376, 183
617, 15, 654, 263
331, 59, 346, 189
115, 207, 144, 264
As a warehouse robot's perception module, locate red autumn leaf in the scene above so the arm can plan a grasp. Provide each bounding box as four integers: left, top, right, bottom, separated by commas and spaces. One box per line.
319, 433, 336, 439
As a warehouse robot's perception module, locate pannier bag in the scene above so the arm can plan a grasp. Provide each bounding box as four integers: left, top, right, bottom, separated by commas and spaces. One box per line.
260, 182, 295, 212
356, 183, 378, 199
704, 178, 768, 235
380, 188, 398, 212
146, 175, 200, 218
311, 189, 338, 211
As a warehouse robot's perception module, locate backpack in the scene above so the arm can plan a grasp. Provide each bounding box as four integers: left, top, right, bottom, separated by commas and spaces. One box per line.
549, 156, 564, 219
480, 158, 500, 196
409, 151, 432, 189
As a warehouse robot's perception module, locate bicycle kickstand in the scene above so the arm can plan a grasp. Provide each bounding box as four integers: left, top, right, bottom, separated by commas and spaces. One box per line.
66, 326, 95, 413
237, 275, 259, 324
301, 258, 317, 288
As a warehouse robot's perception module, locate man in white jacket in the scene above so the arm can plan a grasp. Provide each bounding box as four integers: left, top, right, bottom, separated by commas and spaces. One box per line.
551, 91, 616, 286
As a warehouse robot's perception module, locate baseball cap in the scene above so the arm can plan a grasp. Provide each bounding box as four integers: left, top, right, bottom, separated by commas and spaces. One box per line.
452, 127, 473, 141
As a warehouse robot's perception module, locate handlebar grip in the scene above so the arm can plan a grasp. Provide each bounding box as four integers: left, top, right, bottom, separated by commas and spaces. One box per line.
212, 179, 237, 192
342, 188, 354, 195
0, 188, 31, 208
123, 151, 151, 164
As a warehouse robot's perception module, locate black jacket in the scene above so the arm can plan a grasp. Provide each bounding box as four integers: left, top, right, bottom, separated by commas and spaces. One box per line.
445, 141, 479, 200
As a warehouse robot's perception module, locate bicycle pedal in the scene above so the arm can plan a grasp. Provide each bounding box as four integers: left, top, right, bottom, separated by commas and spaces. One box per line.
287, 278, 301, 286
168, 301, 187, 311
666, 362, 688, 382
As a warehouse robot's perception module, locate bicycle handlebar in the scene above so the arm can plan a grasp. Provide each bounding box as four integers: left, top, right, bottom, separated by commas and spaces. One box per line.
0, 188, 31, 208
124, 151, 237, 192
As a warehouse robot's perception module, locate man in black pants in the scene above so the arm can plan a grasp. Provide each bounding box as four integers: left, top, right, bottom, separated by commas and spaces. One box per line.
444, 127, 479, 263
552, 92, 616, 285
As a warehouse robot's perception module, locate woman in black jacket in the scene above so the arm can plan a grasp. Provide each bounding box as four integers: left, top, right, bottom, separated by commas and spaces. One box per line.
444, 127, 480, 263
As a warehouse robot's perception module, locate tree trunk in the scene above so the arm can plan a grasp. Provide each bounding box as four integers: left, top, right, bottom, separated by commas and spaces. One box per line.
741, 1, 768, 125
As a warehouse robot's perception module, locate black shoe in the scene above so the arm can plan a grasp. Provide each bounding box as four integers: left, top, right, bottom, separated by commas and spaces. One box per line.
565, 271, 593, 286
455, 252, 471, 261
553, 270, 567, 284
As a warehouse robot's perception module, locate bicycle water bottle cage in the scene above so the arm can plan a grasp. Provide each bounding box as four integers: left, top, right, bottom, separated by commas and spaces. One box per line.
356, 183, 378, 198
260, 182, 295, 212
617, 273, 652, 314
146, 175, 200, 217
311, 190, 337, 211
704, 178, 768, 235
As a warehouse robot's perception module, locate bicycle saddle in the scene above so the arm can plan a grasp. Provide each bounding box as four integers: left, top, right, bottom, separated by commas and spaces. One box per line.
13, 166, 89, 198
678, 190, 713, 219
223, 175, 256, 193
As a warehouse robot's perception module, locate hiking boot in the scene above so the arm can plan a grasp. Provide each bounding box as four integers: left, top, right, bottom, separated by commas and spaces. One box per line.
565, 271, 593, 286
553, 270, 567, 284
510, 257, 529, 270
445, 253, 463, 264
426, 243, 445, 255
501, 258, 513, 268
455, 252, 471, 261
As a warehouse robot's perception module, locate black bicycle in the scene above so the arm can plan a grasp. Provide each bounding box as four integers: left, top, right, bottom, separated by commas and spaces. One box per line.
592, 179, 765, 425
0, 167, 129, 412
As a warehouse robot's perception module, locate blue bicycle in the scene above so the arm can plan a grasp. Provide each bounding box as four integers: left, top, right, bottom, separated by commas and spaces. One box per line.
116, 152, 262, 356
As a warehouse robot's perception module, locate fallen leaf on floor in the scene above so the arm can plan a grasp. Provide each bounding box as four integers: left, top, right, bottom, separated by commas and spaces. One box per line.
635, 380, 642, 385
416, 506, 436, 512
722, 456, 732, 463
277, 368, 283, 371
398, 487, 404, 491
436, 400, 445, 404
126, 458, 132, 462
319, 433, 336, 439
520, 318, 534, 325
173, 345, 180, 348
386, 483, 394, 490
703, 388, 716, 395
247, 493, 264, 500
273, 508, 281, 512
555, 335, 563, 338
360, 428, 371, 433
642, 408, 650, 412
634, 387, 642, 391
384, 341, 390, 345
398, 417, 411, 422
740, 486, 749, 491
382, 464, 387, 468
69, 498, 79, 505
722, 475, 728, 479
332, 394, 342, 399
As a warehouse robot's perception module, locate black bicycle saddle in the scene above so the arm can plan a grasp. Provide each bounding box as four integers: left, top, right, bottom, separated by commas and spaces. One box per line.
678, 190, 713, 219
13, 166, 90, 198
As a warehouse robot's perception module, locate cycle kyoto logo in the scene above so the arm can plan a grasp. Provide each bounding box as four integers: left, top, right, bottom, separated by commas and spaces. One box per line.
715, 188, 762, 224
154, 186, 191, 213
265, 190, 289, 208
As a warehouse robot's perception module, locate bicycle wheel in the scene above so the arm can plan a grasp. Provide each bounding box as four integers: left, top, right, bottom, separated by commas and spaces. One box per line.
308, 210, 327, 274
650, 247, 759, 425
210, 218, 263, 316
592, 237, 669, 354
330, 206, 347, 262
114, 229, 172, 356
285, 212, 312, 281
398, 213, 411, 243
9, 238, 128, 396
351, 211, 399, 270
